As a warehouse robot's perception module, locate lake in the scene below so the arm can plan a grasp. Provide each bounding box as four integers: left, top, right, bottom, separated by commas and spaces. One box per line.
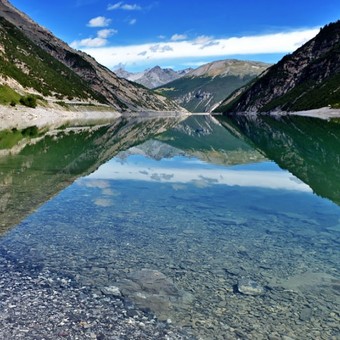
0, 114, 339, 339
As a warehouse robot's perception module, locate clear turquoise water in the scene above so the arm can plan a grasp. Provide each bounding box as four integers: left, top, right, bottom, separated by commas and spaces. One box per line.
0, 115, 339, 339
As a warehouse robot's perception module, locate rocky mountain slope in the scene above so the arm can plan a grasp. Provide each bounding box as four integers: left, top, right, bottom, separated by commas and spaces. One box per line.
216, 21, 340, 113
115, 66, 192, 89
0, 0, 180, 111
155, 59, 270, 113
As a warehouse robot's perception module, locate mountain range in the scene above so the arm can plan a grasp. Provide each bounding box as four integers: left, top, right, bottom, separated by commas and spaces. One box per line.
1, 0, 339, 116
215, 20, 340, 113
0, 0, 180, 112
115, 66, 192, 89
155, 60, 270, 113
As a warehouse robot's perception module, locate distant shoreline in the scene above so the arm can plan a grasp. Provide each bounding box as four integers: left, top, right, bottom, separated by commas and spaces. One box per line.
283, 107, 340, 120
212, 107, 340, 120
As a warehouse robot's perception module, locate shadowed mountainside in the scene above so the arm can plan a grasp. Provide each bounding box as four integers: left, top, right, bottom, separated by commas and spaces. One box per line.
215, 21, 340, 113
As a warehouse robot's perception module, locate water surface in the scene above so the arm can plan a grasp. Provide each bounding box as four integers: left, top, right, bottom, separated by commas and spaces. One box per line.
0, 114, 339, 339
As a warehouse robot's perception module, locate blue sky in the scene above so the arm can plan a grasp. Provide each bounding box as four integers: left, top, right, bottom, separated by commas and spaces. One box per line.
10, 0, 340, 72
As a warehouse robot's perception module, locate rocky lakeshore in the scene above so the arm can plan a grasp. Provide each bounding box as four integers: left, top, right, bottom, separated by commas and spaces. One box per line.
0, 252, 193, 340
0, 104, 121, 130
0, 104, 190, 131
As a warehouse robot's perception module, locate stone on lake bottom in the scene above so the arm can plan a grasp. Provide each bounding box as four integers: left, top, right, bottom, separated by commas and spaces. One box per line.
237, 278, 265, 296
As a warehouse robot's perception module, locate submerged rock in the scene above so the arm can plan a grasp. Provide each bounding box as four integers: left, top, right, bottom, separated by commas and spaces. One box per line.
101, 285, 122, 297
237, 278, 265, 296
117, 269, 192, 321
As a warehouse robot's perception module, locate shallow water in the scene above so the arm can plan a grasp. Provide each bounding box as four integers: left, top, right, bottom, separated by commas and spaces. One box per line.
0, 115, 339, 339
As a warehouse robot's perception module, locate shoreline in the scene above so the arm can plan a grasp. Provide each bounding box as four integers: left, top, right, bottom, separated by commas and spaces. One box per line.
0, 105, 190, 131
271, 107, 340, 120
212, 107, 340, 120
0, 105, 122, 130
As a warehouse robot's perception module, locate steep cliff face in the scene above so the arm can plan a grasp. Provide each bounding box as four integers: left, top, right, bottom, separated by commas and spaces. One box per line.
156, 59, 270, 113
0, 0, 181, 111
216, 21, 340, 113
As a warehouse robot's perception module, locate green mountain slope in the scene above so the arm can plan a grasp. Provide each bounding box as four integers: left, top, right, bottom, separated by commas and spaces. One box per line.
0, 17, 105, 102
215, 21, 340, 113
156, 60, 270, 113
0, 0, 181, 111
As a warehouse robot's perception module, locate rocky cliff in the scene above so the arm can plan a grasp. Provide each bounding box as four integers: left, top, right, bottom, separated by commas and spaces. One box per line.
216, 21, 340, 113
0, 0, 181, 111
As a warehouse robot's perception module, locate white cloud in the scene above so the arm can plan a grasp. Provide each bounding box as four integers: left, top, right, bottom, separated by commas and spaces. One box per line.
71, 28, 118, 48
71, 37, 107, 48
170, 33, 187, 41
129, 18, 137, 25
97, 28, 118, 38
108, 2, 141, 10
81, 28, 319, 69
87, 16, 112, 27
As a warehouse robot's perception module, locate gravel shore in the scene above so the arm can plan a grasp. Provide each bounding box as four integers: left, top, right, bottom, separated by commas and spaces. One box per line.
272, 107, 340, 119
0, 105, 122, 130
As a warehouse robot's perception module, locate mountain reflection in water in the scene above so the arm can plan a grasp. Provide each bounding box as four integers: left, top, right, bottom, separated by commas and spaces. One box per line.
217, 114, 340, 206
0, 115, 184, 233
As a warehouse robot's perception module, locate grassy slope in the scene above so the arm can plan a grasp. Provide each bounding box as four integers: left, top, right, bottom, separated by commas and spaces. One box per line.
0, 17, 106, 103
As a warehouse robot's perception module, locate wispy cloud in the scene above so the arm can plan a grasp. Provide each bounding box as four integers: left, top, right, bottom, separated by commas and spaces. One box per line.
87, 16, 112, 27
82, 28, 319, 69
192, 35, 214, 44
129, 18, 137, 25
149, 44, 173, 53
108, 2, 141, 10
71, 37, 107, 48
171, 33, 187, 41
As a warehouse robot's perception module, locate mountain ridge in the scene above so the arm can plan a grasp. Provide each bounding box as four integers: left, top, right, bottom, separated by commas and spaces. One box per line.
215, 21, 340, 113
156, 59, 270, 113
0, 0, 181, 112
115, 66, 192, 89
